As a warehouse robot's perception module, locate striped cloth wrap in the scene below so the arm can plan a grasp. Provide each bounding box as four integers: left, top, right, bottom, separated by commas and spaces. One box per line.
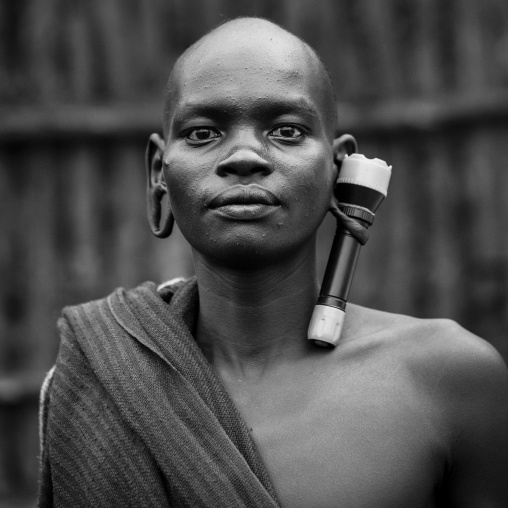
38, 278, 279, 507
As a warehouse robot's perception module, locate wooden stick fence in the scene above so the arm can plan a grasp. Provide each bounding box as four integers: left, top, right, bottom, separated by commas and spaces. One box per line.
1, 0, 508, 504
2, 89, 508, 140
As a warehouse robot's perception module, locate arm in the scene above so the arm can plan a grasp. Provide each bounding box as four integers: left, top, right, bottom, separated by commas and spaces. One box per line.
442, 326, 508, 507
38, 366, 55, 507
39, 366, 55, 454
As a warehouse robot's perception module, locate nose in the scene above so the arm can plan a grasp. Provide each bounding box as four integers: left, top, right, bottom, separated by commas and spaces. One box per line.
216, 132, 272, 177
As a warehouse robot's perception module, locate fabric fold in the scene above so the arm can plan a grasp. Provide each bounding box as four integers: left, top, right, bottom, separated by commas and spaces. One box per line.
39, 278, 279, 508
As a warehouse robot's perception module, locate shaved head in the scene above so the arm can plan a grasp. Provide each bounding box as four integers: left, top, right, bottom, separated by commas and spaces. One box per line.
162, 17, 338, 139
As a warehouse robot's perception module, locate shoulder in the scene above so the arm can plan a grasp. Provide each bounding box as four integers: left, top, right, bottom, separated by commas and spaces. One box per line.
348, 303, 507, 383
59, 278, 188, 321
346, 303, 505, 367
342, 305, 508, 501
58, 280, 174, 324
346, 303, 508, 429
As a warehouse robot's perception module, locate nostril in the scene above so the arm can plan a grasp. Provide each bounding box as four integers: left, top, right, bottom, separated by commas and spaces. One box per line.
216, 149, 272, 177
217, 164, 269, 177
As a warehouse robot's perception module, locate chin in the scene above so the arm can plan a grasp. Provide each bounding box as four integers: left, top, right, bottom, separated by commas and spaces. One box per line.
203, 241, 275, 266
194, 232, 316, 270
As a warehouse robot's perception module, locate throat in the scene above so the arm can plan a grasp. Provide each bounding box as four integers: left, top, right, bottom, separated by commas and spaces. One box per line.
193, 255, 320, 374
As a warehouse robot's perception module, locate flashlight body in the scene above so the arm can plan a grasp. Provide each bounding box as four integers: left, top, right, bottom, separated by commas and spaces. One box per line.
308, 218, 370, 348
308, 154, 392, 348
318, 228, 361, 310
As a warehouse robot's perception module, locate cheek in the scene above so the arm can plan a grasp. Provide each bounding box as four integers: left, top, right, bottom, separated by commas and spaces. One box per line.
163, 160, 205, 233
281, 151, 334, 219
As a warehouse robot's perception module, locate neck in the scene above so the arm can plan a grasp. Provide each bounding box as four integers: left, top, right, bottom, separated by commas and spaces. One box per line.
194, 245, 320, 378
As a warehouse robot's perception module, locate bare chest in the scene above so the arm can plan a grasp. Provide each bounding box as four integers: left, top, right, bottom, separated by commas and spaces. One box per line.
223, 362, 447, 508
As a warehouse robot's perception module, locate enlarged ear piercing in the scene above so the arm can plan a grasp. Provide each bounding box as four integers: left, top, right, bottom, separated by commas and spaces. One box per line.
147, 184, 174, 238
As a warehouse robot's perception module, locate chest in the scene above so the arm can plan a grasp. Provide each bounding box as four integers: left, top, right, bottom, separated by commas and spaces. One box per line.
224, 364, 447, 508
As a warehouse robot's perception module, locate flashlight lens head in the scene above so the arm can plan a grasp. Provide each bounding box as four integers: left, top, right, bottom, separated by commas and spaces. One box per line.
338, 154, 392, 196
336, 154, 392, 214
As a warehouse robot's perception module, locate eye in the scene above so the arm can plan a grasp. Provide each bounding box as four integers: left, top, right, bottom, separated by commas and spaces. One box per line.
269, 125, 304, 141
186, 127, 221, 144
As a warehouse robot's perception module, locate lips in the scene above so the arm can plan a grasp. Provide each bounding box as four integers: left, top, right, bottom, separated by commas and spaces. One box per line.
208, 185, 280, 220
209, 185, 280, 208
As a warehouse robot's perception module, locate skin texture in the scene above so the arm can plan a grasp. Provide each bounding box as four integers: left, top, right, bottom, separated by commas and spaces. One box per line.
147, 17, 508, 508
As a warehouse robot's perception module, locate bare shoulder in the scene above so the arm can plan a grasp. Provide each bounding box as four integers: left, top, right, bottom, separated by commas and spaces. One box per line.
345, 303, 508, 422
340, 304, 508, 506
346, 303, 507, 380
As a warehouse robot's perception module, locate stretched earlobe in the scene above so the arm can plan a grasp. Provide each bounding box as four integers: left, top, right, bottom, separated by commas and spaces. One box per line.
145, 133, 174, 238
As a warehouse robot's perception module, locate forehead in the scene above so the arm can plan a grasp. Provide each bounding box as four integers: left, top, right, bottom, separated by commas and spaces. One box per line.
167, 24, 333, 129
181, 25, 311, 79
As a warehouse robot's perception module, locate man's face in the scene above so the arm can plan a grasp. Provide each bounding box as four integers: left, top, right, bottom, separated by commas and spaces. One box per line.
162, 26, 337, 267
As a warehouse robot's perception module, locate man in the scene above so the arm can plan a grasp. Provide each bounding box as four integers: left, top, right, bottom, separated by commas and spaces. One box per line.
39, 17, 508, 507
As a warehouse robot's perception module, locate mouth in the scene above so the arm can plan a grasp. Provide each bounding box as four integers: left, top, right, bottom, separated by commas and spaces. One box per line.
209, 185, 280, 219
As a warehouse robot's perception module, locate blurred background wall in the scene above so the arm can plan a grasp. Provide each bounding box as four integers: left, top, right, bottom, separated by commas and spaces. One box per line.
1, 0, 508, 505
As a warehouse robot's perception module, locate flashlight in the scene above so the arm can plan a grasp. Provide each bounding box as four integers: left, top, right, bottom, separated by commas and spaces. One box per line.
308, 154, 392, 347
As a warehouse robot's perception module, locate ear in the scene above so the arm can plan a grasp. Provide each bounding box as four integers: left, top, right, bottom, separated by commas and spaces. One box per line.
146, 133, 167, 191
329, 134, 358, 218
145, 133, 174, 238
332, 134, 358, 169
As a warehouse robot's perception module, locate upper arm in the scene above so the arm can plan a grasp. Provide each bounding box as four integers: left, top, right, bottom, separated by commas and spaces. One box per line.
38, 366, 55, 507
436, 324, 508, 507
39, 366, 55, 455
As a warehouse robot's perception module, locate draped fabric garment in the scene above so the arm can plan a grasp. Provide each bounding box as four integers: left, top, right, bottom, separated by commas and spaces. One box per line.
38, 278, 279, 507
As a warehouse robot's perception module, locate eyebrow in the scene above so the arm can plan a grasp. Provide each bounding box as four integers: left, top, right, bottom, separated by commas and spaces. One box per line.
172, 96, 320, 124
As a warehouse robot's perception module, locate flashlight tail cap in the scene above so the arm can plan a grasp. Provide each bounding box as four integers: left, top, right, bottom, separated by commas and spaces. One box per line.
307, 304, 346, 347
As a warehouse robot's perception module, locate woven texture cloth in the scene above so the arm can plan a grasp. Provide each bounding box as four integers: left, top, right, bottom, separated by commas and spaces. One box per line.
38, 278, 279, 507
